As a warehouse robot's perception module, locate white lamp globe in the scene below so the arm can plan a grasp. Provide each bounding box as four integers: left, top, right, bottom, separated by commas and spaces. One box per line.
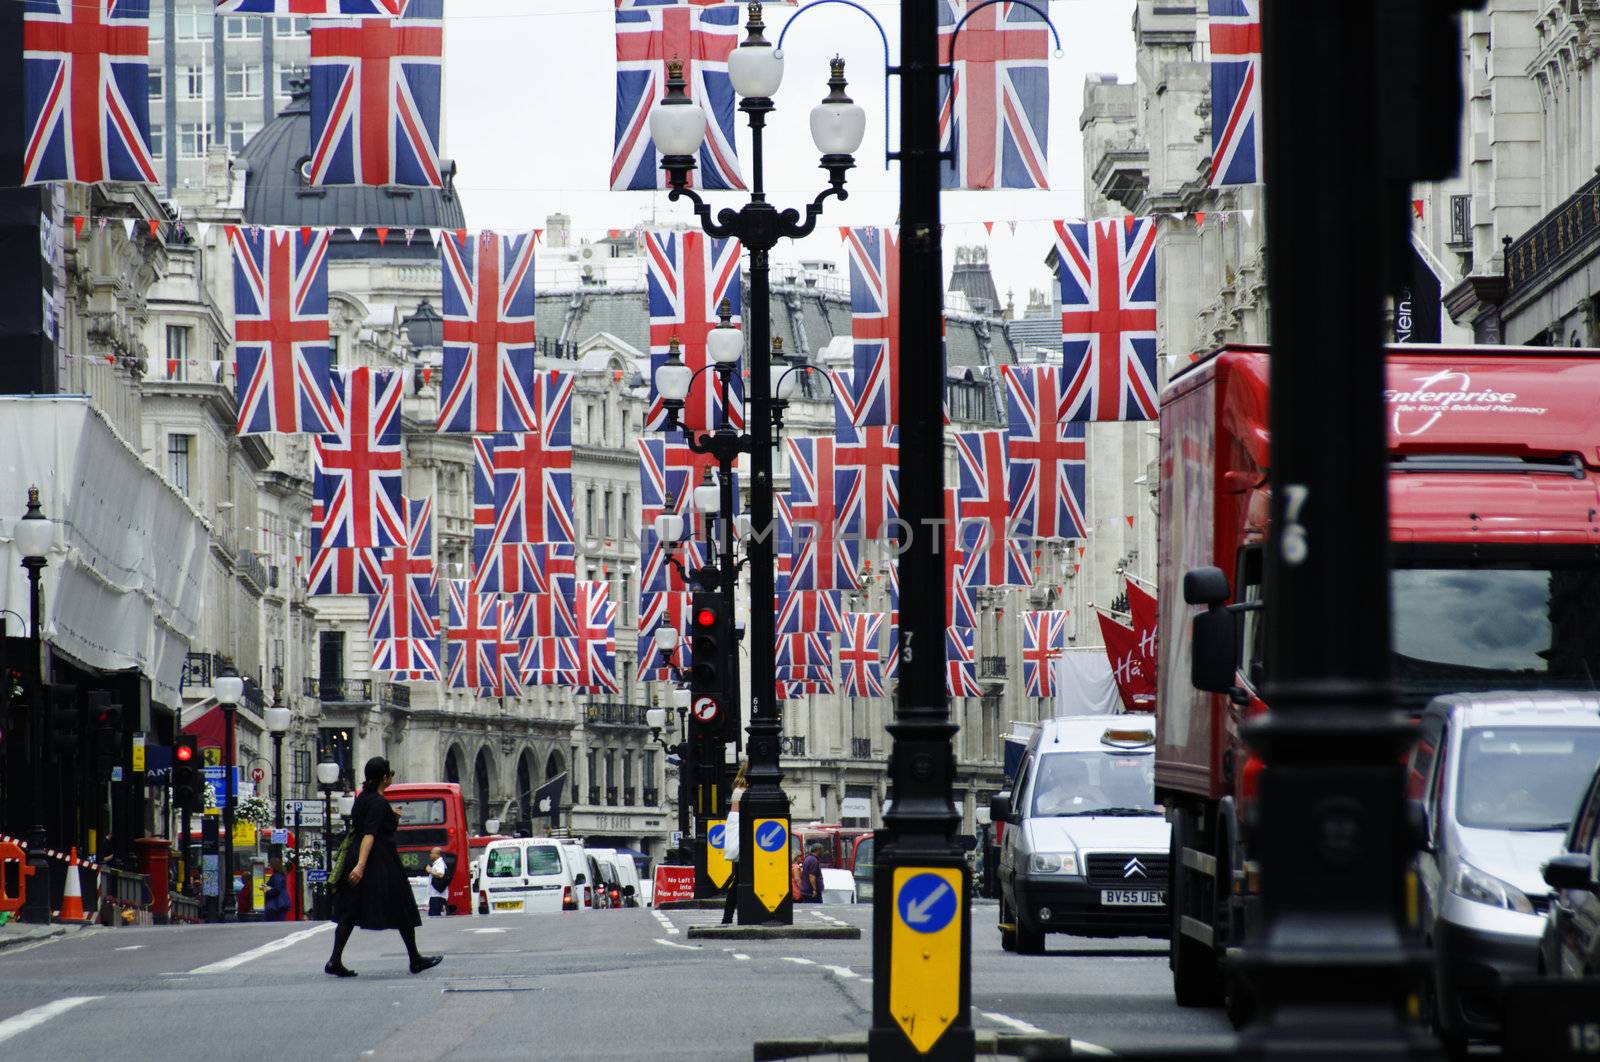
672, 687, 691, 709
653, 626, 680, 652
214, 670, 244, 707
654, 346, 693, 402
707, 323, 743, 366
646, 707, 668, 731
316, 761, 341, 787
777, 368, 806, 401
15, 487, 52, 560
729, 43, 784, 99
337, 792, 356, 817
693, 482, 722, 514
811, 57, 867, 156
265, 705, 292, 734
485, 818, 501, 835
653, 511, 685, 543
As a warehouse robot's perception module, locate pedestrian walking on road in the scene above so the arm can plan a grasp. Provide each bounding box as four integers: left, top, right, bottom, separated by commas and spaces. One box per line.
798, 843, 824, 904
426, 846, 450, 917
719, 765, 749, 926
324, 757, 443, 978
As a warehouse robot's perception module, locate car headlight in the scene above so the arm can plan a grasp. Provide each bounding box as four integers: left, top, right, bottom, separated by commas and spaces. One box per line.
1027, 852, 1079, 876
1450, 861, 1535, 915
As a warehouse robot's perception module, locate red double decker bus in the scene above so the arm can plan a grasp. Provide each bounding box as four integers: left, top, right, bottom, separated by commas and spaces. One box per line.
385, 782, 470, 916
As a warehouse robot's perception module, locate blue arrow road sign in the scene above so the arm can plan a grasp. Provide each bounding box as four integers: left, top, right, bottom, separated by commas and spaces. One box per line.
896, 872, 957, 934
708, 824, 726, 849
755, 821, 787, 853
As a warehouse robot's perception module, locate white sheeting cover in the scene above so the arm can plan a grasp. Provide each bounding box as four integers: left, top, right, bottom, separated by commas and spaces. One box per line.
1052, 649, 1122, 717
0, 397, 209, 706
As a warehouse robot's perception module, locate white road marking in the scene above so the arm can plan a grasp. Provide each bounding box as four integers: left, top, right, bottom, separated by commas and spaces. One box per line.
188, 922, 333, 974
781, 956, 815, 966
653, 938, 699, 951
821, 964, 860, 979
0, 997, 101, 1046
465, 928, 506, 934
1072, 1042, 1115, 1057
733, 953, 750, 961
980, 1011, 1047, 1036
650, 910, 679, 935
113, 945, 144, 951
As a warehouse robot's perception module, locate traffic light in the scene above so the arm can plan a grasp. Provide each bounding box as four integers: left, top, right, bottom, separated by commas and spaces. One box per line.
47, 683, 79, 755
90, 693, 122, 775
689, 591, 723, 698
173, 734, 201, 810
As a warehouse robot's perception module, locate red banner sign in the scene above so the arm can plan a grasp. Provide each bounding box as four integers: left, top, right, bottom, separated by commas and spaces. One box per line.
652, 864, 696, 907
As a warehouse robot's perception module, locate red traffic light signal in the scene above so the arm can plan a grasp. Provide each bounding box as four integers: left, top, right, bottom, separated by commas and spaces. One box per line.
694, 606, 718, 629
175, 743, 194, 763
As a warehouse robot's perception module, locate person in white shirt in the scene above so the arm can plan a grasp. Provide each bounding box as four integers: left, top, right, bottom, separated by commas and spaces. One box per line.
427, 846, 449, 917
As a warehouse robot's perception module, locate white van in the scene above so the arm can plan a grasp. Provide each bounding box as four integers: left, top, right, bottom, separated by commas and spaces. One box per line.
478, 838, 583, 915
585, 848, 643, 908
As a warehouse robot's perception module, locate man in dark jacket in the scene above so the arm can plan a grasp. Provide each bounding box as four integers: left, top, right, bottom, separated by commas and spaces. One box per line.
263, 855, 291, 922
798, 844, 824, 904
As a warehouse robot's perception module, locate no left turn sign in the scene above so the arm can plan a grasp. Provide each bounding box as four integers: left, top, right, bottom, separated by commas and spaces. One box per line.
692, 696, 718, 723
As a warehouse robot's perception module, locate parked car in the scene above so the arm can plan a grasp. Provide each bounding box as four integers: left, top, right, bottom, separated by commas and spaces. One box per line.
587, 848, 642, 907
1412, 692, 1600, 1054
477, 838, 585, 915
1539, 738, 1600, 979
851, 833, 874, 903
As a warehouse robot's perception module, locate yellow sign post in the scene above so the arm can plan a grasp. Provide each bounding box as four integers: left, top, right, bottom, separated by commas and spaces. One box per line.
232, 822, 257, 848
749, 818, 789, 912
130, 733, 145, 773
705, 818, 732, 889
888, 866, 963, 1054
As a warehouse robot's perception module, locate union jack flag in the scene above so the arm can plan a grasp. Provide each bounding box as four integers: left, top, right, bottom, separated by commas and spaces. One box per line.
230, 227, 336, 436
1000, 365, 1088, 540
785, 437, 858, 592
834, 414, 899, 543
443, 578, 498, 691
1209, 0, 1261, 187
305, 498, 382, 596
945, 626, 982, 698
777, 680, 831, 699
955, 430, 1031, 587
471, 440, 535, 594
218, 0, 401, 14
638, 437, 716, 593
937, 0, 1051, 190
315, 366, 405, 549
1022, 610, 1067, 698
491, 599, 524, 698
22, 0, 158, 185
486, 431, 575, 545
1056, 218, 1159, 422
842, 228, 899, 428
522, 636, 578, 688
527, 543, 576, 639
943, 487, 978, 629
368, 548, 439, 679
307, 0, 443, 187
571, 581, 619, 694
638, 590, 690, 679
839, 613, 885, 698
613, 3, 743, 191
645, 230, 743, 432
775, 633, 831, 675
775, 590, 841, 637
438, 231, 540, 433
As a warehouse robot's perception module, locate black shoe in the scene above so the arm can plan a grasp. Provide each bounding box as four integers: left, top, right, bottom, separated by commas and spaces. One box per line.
409, 954, 443, 975
324, 961, 357, 978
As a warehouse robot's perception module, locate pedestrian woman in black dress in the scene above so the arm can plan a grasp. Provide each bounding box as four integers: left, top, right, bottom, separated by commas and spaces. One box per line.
325, 756, 443, 977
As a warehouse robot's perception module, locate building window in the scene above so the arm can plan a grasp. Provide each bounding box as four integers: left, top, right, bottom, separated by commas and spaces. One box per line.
281, 16, 310, 37
149, 13, 164, 39
178, 122, 209, 158
319, 630, 345, 686
176, 9, 204, 39
148, 123, 164, 159
585, 487, 596, 537
181, 64, 205, 101
165, 325, 189, 379
327, 333, 340, 370
602, 489, 612, 537
292, 749, 311, 790
224, 16, 261, 40
148, 70, 163, 102
225, 63, 262, 100
167, 434, 192, 495
226, 121, 256, 153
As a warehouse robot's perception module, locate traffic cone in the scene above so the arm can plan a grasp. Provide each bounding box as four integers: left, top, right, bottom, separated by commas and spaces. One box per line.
57, 849, 88, 923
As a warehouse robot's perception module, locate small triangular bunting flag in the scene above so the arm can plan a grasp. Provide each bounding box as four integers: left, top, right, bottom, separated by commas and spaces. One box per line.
72, 216, 86, 238
375, 227, 389, 245
347, 227, 364, 242
121, 219, 136, 239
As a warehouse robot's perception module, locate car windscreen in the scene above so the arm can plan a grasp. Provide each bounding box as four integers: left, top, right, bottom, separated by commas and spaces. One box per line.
1028, 751, 1157, 817
484, 847, 522, 878
1392, 555, 1600, 700
525, 845, 563, 877
1455, 727, 1600, 831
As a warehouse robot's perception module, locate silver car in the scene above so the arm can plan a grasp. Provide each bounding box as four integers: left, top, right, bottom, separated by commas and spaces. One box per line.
1412, 692, 1600, 1053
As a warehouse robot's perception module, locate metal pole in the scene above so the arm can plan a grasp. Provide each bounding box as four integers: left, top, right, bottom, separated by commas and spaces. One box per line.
1238, 0, 1416, 1054
20, 558, 49, 924
676, 707, 691, 847
273, 732, 285, 831
869, 1, 971, 1057
320, 787, 332, 920
222, 705, 236, 920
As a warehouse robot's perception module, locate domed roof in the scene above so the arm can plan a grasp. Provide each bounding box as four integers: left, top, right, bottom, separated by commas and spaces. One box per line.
239, 85, 466, 261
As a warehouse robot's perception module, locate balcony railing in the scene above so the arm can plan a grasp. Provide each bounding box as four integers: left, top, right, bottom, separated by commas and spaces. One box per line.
605, 786, 619, 806
180, 652, 220, 690
642, 787, 658, 806
1506, 170, 1600, 298
236, 549, 270, 593
583, 702, 651, 727
383, 683, 411, 709
781, 735, 807, 757
304, 678, 374, 703
979, 656, 1008, 679
588, 786, 600, 805
851, 737, 873, 760
623, 787, 636, 806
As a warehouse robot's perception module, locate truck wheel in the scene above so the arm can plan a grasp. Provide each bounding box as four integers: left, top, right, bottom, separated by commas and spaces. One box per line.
1171, 807, 1222, 1007
1015, 916, 1045, 955
1214, 806, 1255, 1028
999, 893, 1016, 952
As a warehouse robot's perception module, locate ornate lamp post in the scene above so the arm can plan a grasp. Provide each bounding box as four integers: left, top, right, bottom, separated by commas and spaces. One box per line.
264, 692, 291, 832
15, 487, 53, 925
214, 666, 244, 920
315, 760, 340, 919
648, 0, 864, 926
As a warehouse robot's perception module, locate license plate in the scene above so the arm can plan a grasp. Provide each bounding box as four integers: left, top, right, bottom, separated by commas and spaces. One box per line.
493, 900, 524, 912
1100, 889, 1164, 906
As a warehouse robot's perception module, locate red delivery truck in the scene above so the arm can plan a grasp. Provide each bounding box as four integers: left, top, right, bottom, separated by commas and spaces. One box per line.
1158, 346, 1600, 1020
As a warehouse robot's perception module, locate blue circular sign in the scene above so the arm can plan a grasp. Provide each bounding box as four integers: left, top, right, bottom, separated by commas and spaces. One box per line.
755, 821, 788, 853
708, 824, 726, 849
896, 873, 956, 934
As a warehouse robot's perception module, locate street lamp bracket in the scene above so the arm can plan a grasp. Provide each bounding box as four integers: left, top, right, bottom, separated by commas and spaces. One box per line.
774, 0, 892, 170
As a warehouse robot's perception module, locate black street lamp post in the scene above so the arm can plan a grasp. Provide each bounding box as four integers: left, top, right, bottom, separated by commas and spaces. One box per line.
214, 666, 244, 921
265, 672, 291, 834
649, 0, 864, 926
315, 760, 340, 920
646, 699, 693, 863
16, 486, 54, 925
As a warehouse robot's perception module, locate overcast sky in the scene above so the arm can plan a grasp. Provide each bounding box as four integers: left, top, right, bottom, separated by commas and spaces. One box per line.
444, 0, 1138, 309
